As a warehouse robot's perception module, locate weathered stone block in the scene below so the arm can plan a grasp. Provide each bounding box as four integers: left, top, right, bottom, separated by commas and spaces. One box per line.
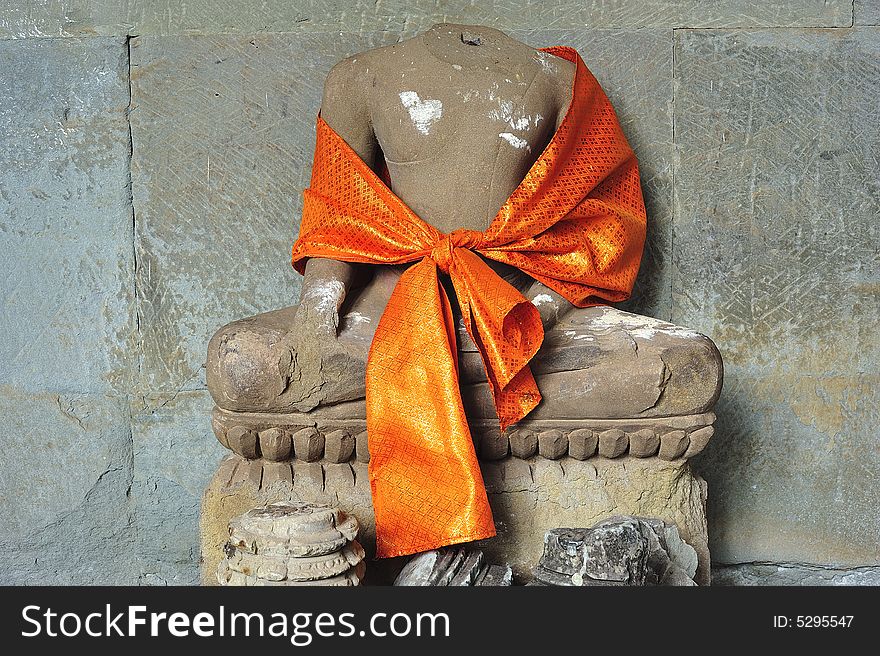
354, 430, 370, 463
508, 428, 537, 459
129, 33, 404, 399
0, 37, 134, 394
258, 427, 292, 461
262, 461, 293, 487
658, 430, 689, 460
226, 426, 258, 459
568, 429, 598, 460
131, 390, 227, 585
324, 429, 354, 463
713, 563, 880, 586
675, 29, 880, 567
598, 428, 628, 458
629, 428, 660, 457
537, 429, 567, 460
292, 427, 324, 462
0, 390, 136, 584
855, 1, 880, 25
0, 1, 853, 38
480, 428, 509, 460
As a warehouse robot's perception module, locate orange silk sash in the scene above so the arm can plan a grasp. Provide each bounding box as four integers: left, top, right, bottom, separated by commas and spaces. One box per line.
292, 46, 646, 558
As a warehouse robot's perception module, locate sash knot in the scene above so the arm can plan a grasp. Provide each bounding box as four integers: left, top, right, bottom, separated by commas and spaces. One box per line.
430, 229, 483, 273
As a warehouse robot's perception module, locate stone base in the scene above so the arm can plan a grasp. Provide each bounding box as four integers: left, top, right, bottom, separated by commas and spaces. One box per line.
201, 455, 709, 585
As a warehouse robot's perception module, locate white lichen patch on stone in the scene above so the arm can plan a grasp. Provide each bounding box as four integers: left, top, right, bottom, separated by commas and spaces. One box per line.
302, 279, 345, 315
499, 132, 531, 151
533, 50, 559, 74
562, 330, 595, 341
488, 98, 543, 131
531, 293, 554, 307
343, 311, 371, 326
587, 306, 701, 340
399, 91, 442, 135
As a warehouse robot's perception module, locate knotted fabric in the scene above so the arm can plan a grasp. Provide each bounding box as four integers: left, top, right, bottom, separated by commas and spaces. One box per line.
292, 46, 647, 558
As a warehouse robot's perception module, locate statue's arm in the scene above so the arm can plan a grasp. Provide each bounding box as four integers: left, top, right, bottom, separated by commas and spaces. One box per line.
522, 57, 577, 328
523, 281, 572, 328
297, 56, 380, 336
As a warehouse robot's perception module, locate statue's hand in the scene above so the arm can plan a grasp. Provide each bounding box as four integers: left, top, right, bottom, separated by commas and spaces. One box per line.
280, 278, 347, 408
527, 284, 573, 330
293, 278, 347, 340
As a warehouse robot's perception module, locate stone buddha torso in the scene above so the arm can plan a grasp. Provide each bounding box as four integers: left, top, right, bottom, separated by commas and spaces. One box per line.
307, 23, 576, 323
329, 24, 574, 235
257, 23, 578, 408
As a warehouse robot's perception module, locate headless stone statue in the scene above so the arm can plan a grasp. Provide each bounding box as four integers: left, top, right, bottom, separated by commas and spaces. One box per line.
206, 22, 721, 451
202, 24, 724, 583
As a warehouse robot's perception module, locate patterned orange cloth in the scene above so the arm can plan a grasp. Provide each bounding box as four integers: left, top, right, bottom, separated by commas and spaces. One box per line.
292, 46, 646, 558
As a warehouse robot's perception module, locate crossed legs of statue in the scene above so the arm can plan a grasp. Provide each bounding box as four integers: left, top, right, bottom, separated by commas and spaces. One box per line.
206, 264, 722, 463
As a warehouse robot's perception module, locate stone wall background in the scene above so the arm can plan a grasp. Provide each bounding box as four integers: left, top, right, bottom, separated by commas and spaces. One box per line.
0, 1, 876, 585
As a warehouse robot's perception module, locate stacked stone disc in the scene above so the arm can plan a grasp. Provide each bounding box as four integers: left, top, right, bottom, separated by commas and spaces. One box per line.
217, 501, 365, 586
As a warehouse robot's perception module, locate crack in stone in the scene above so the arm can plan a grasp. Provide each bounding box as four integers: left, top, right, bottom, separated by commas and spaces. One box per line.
54, 395, 86, 431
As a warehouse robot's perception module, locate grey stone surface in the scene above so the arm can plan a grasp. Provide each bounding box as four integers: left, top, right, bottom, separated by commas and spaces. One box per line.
675, 29, 880, 566
0, 1, 853, 38
132, 390, 226, 585
0, 390, 136, 584
130, 33, 400, 398
0, 36, 134, 395
713, 563, 880, 586
855, 1, 880, 25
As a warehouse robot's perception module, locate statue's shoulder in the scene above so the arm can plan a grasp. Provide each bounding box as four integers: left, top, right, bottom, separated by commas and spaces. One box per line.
527, 49, 576, 128
323, 52, 372, 98
533, 49, 577, 101
324, 39, 416, 88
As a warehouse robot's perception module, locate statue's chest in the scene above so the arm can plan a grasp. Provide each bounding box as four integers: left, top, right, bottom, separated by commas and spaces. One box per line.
372, 78, 559, 167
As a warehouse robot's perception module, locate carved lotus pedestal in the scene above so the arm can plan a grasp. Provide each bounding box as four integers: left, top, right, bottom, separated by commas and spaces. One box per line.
200, 305, 722, 585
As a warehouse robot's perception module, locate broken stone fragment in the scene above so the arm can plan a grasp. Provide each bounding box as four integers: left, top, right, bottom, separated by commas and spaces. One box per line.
394, 547, 512, 586
534, 516, 697, 586
219, 501, 365, 586
225, 540, 366, 582
227, 500, 359, 557
218, 559, 365, 587
476, 564, 514, 586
